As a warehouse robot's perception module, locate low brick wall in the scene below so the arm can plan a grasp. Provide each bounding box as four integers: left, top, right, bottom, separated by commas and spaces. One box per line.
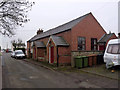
38, 57, 45, 61
58, 55, 71, 66
71, 51, 103, 67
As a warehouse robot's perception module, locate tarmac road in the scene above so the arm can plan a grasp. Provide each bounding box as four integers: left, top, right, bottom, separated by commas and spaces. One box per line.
2, 53, 80, 88
0, 54, 2, 89
2, 52, 119, 88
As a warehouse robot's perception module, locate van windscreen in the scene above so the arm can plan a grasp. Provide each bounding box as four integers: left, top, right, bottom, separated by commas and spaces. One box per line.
107, 44, 120, 54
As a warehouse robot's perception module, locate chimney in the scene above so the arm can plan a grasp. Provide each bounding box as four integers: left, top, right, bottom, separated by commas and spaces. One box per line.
118, 33, 120, 38
37, 29, 43, 35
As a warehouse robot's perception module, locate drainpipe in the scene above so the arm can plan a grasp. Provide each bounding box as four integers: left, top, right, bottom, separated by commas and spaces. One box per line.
103, 42, 106, 53
57, 46, 59, 67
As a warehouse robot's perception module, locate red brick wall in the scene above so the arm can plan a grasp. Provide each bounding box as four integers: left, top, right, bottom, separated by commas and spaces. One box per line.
71, 13, 106, 51
27, 41, 32, 58
37, 48, 45, 57
27, 41, 30, 57
58, 47, 71, 55
33, 47, 37, 59
58, 47, 71, 64
37, 48, 46, 61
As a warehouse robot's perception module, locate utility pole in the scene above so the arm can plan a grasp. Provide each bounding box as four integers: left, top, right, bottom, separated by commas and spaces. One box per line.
6, 42, 8, 49
118, 4, 120, 75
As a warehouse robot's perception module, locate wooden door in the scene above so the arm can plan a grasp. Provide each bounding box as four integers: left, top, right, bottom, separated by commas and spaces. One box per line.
99, 45, 104, 51
34, 48, 36, 59
50, 47, 54, 63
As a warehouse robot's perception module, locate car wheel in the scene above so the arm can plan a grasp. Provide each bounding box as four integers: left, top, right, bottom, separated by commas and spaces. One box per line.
15, 57, 17, 59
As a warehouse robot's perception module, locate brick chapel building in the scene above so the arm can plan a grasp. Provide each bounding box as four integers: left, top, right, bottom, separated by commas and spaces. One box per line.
27, 12, 117, 66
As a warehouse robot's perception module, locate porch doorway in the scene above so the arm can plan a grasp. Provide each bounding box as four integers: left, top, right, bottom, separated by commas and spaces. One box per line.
49, 46, 54, 63
34, 48, 36, 59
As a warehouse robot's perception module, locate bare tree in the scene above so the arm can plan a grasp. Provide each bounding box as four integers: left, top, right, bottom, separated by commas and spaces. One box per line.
18, 38, 22, 44
11, 38, 25, 49
0, 0, 34, 36
11, 39, 17, 49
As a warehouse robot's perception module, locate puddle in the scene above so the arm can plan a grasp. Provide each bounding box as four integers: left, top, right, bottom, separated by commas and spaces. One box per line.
29, 76, 38, 79
79, 82, 100, 88
20, 77, 28, 81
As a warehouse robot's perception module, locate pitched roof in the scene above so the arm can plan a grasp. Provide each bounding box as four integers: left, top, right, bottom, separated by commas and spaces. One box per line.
34, 41, 46, 48
47, 36, 69, 46
29, 13, 90, 42
98, 33, 114, 43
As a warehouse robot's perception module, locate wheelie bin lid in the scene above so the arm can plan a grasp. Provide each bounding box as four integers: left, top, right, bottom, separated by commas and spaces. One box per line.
87, 54, 97, 56
75, 56, 88, 58
97, 53, 104, 55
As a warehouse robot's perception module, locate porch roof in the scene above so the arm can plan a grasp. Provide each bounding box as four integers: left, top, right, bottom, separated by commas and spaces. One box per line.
47, 36, 69, 46
34, 41, 46, 48
98, 33, 114, 43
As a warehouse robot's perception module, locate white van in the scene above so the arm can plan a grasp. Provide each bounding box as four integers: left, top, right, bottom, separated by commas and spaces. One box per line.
104, 39, 120, 68
14, 50, 25, 59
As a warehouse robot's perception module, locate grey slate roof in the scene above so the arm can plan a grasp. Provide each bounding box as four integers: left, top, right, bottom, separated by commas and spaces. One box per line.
49, 36, 69, 46
34, 41, 46, 48
98, 33, 114, 43
29, 13, 90, 42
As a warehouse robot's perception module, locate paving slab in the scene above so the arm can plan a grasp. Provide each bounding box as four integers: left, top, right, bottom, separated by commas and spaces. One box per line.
79, 64, 119, 80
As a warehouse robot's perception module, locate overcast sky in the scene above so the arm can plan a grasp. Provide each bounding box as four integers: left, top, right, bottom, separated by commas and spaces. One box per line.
0, 0, 119, 49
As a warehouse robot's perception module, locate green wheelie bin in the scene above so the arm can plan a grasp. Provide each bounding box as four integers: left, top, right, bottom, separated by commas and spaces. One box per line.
75, 56, 83, 68
75, 56, 88, 68
83, 56, 88, 67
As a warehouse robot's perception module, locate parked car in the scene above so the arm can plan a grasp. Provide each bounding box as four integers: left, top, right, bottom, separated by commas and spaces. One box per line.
104, 39, 120, 68
1, 49, 6, 52
14, 50, 25, 59
6, 49, 12, 53
11, 51, 15, 58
